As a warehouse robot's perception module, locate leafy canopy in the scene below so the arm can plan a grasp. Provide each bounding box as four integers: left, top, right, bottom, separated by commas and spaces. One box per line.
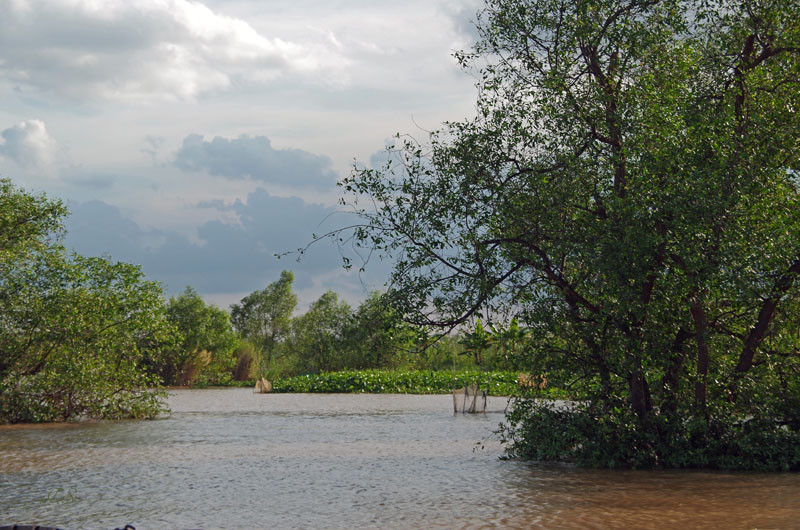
335, 0, 800, 468
0, 179, 176, 423
230, 270, 297, 375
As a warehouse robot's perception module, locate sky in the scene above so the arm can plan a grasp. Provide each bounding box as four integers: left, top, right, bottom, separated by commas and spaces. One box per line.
0, 0, 482, 310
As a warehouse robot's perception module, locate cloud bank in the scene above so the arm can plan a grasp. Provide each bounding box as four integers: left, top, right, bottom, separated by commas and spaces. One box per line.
64, 188, 357, 296
0, 0, 345, 102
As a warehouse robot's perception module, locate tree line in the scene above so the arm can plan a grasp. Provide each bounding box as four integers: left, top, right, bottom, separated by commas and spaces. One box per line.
155, 275, 530, 386
0, 179, 521, 423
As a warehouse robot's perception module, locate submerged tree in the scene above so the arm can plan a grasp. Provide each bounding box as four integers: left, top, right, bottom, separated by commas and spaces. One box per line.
0, 179, 176, 422
337, 0, 800, 468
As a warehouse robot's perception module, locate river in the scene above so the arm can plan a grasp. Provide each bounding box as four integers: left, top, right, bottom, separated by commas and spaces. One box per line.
1, 389, 798, 529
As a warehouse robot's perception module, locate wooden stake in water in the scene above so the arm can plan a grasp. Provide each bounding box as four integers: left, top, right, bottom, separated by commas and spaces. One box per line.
453, 384, 486, 413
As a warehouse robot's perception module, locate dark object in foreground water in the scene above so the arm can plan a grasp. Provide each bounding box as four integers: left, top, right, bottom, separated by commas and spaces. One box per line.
0, 524, 136, 530
0, 526, 64, 530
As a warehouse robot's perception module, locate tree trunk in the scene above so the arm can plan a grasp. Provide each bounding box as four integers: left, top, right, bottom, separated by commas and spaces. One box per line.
736, 258, 800, 375
661, 328, 690, 416
628, 359, 652, 422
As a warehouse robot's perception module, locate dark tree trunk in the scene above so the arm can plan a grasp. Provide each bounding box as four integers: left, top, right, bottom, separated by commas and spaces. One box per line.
661, 328, 690, 416
629, 360, 652, 422
735, 258, 800, 374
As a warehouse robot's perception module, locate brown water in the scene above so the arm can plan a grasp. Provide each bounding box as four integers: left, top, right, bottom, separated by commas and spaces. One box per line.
1, 389, 798, 529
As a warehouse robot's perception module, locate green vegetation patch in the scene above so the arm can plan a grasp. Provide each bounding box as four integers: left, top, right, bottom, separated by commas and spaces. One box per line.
272, 370, 523, 395
500, 399, 800, 472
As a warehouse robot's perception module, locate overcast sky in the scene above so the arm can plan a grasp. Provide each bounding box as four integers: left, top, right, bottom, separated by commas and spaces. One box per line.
0, 0, 481, 309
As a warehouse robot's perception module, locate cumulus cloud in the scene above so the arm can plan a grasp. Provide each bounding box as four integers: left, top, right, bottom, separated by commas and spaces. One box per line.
174, 134, 339, 190
0, 0, 346, 102
0, 119, 60, 168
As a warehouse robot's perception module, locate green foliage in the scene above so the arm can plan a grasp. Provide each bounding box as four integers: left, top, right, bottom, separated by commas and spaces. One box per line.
334, 0, 800, 467
459, 319, 492, 366
230, 270, 296, 376
0, 180, 176, 423
0, 249, 174, 422
272, 369, 524, 395
0, 372, 166, 424
288, 290, 352, 373
500, 400, 800, 471
153, 287, 238, 386
338, 292, 419, 369
405, 335, 462, 371
0, 178, 66, 261
232, 340, 257, 381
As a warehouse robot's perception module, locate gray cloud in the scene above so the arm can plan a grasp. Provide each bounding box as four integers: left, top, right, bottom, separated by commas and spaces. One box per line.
141, 135, 166, 163
368, 141, 398, 170
63, 174, 116, 190
0, 0, 344, 103
0, 120, 59, 168
65, 199, 159, 251
174, 134, 339, 190
443, 1, 483, 44
63, 188, 367, 296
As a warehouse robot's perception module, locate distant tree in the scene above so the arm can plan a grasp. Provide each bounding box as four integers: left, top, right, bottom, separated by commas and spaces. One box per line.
153, 287, 238, 386
230, 270, 297, 376
290, 291, 351, 373
487, 318, 529, 370
340, 292, 418, 369
459, 318, 492, 366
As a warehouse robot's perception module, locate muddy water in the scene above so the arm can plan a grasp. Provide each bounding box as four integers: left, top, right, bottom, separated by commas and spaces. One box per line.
0, 389, 798, 529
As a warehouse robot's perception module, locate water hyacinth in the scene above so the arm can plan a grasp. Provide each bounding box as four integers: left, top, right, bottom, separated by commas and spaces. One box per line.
272, 370, 528, 396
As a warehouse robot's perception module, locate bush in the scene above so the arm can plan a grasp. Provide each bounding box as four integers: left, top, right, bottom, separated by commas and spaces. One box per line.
233, 345, 257, 381
499, 399, 800, 471
0, 371, 166, 423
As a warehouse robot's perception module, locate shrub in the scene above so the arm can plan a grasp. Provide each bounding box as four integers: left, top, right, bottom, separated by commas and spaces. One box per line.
499, 399, 800, 471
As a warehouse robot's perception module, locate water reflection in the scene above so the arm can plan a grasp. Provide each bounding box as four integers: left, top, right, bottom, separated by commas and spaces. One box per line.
0, 389, 798, 529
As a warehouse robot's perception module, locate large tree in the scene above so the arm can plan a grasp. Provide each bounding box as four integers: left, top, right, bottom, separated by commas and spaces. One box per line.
337, 0, 800, 468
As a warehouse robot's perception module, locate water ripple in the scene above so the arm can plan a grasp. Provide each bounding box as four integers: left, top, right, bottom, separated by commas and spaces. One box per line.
0, 389, 798, 529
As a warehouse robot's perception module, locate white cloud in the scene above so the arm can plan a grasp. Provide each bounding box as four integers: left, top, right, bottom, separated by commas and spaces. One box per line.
0, 119, 61, 168
0, 0, 347, 103
0, 0, 482, 306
